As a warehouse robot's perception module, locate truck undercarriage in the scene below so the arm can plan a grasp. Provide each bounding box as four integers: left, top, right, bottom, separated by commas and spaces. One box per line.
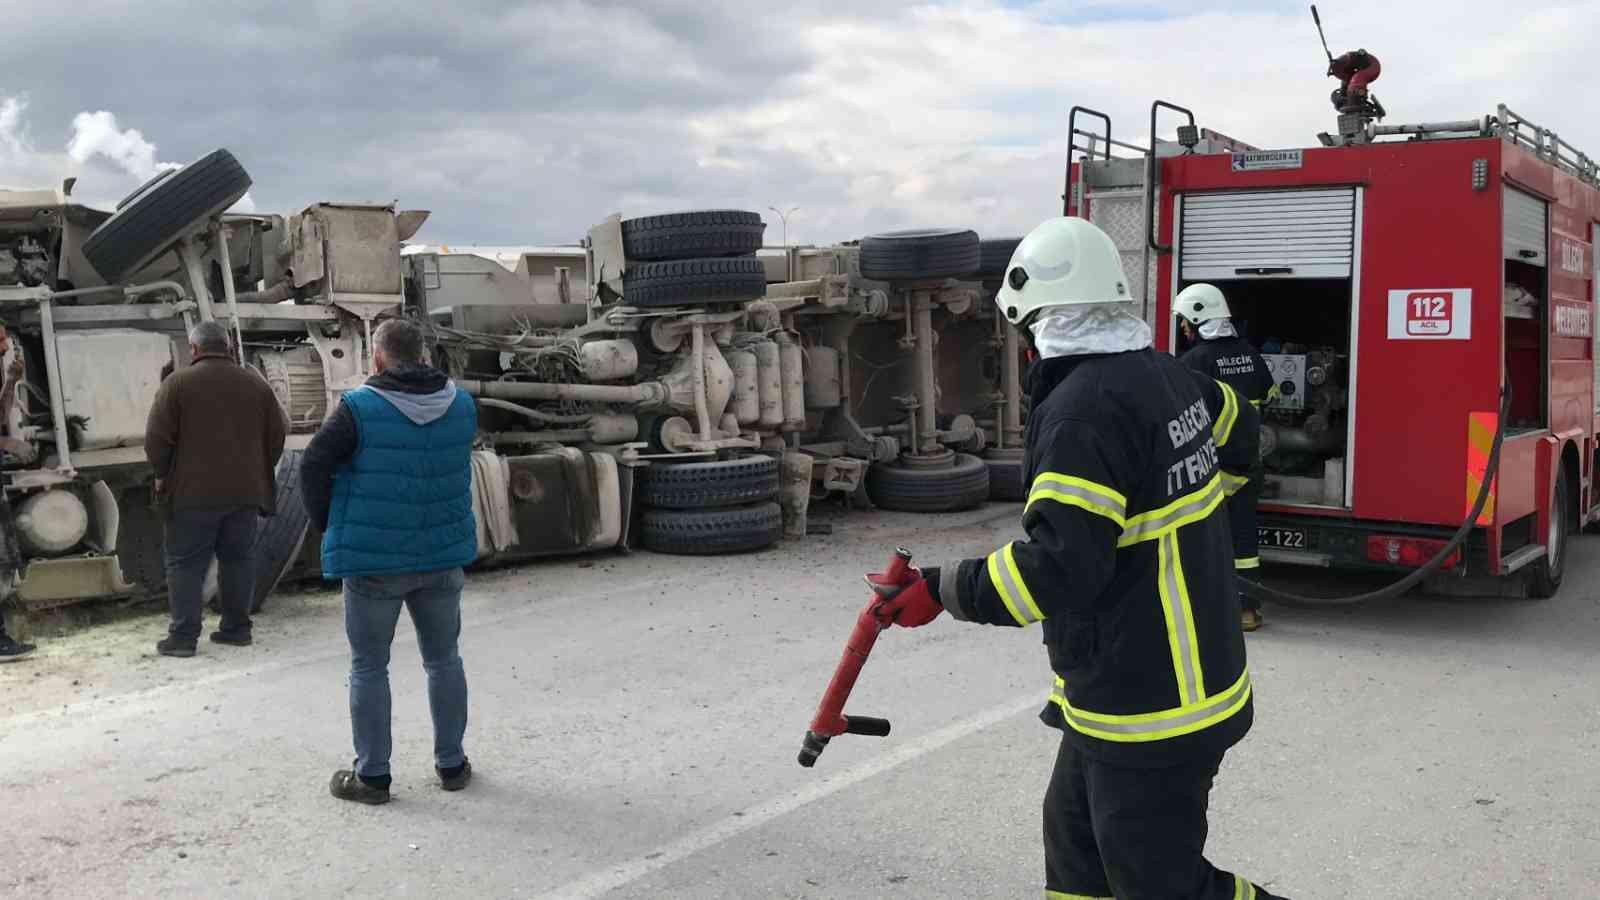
0, 155, 1029, 621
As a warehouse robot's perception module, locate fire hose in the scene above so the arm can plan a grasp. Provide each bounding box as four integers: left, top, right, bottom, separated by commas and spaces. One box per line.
1238, 386, 1509, 607
796, 548, 913, 767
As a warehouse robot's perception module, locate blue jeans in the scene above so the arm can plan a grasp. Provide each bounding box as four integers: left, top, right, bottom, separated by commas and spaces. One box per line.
343, 568, 469, 778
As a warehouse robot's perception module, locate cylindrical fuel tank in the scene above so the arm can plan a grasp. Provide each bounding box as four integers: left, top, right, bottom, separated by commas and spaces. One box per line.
753, 340, 784, 429
727, 349, 759, 425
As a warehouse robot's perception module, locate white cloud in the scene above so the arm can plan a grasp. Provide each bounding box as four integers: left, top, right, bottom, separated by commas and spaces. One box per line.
0, 96, 74, 193
5, 1, 1598, 246
673, 0, 1600, 245
1, 99, 254, 212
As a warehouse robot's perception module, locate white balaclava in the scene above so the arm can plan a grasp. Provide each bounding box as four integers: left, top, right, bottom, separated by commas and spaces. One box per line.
1029, 303, 1154, 360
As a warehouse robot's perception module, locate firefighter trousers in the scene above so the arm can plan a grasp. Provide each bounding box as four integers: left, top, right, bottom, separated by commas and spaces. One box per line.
1043, 736, 1285, 900
1228, 467, 1263, 613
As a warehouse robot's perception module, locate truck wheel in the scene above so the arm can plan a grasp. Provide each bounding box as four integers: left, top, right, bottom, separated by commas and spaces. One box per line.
640, 454, 779, 510
621, 210, 765, 261
859, 229, 981, 282
1528, 469, 1571, 599
986, 456, 1026, 502
623, 258, 767, 307
867, 453, 990, 513
82, 148, 253, 282
641, 502, 783, 555
977, 237, 1023, 278
249, 450, 311, 614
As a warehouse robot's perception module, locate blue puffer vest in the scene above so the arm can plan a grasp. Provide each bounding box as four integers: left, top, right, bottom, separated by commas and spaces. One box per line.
320, 385, 478, 578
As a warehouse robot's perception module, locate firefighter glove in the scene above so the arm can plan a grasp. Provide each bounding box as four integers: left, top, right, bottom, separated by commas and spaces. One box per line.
873, 567, 944, 628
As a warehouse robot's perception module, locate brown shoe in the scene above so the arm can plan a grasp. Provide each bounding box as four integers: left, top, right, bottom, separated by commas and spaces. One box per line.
1241, 609, 1264, 632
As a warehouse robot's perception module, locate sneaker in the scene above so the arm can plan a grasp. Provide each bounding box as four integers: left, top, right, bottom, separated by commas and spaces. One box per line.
156, 637, 197, 658
0, 634, 36, 661
1241, 608, 1264, 633
330, 765, 391, 805
210, 630, 253, 647
438, 759, 473, 792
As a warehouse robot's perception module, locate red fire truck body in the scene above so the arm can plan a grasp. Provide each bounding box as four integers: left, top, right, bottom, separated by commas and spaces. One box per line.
1068, 105, 1600, 595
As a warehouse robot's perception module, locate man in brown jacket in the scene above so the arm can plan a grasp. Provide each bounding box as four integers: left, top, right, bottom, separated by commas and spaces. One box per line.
144, 321, 286, 657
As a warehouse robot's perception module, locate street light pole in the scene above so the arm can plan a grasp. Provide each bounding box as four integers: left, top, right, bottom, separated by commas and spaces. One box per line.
769, 205, 799, 280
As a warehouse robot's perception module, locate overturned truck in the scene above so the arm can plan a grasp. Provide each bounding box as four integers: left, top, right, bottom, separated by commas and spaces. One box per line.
0, 150, 1029, 617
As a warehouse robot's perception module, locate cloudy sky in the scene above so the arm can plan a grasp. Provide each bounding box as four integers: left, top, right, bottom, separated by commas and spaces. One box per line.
2, 1, 1594, 247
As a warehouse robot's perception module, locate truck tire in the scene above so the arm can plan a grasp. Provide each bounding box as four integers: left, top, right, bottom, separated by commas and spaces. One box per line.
859, 229, 981, 282
977, 237, 1023, 278
641, 502, 783, 555
82, 148, 252, 282
623, 258, 767, 307
867, 453, 990, 513
1528, 469, 1571, 599
639, 454, 779, 510
621, 210, 765, 262
249, 450, 311, 614
986, 456, 1026, 502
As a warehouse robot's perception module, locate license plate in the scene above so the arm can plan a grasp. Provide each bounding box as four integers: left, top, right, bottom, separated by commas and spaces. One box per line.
1258, 527, 1306, 549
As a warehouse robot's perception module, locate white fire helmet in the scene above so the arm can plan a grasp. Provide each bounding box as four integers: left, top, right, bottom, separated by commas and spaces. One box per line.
1174, 283, 1232, 325
994, 217, 1130, 325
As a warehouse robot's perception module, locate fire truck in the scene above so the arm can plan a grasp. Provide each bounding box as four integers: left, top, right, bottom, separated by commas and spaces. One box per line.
1067, 100, 1599, 598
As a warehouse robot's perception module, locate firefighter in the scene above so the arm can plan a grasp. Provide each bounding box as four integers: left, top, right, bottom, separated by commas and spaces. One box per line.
1328, 48, 1381, 115
1175, 283, 1275, 632
870, 218, 1282, 899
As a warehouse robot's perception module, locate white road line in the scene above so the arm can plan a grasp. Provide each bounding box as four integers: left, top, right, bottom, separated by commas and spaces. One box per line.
535, 691, 1045, 900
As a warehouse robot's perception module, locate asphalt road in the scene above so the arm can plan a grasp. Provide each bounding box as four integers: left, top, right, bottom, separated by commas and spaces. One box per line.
2, 505, 1597, 899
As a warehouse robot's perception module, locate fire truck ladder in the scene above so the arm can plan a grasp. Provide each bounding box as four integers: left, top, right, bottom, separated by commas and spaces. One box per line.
1324, 104, 1599, 186
1065, 103, 1199, 329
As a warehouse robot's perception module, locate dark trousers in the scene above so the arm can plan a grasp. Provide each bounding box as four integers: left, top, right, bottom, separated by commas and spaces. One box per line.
165, 506, 257, 642
1044, 737, 1283, 900
1228, 467, 1263, 613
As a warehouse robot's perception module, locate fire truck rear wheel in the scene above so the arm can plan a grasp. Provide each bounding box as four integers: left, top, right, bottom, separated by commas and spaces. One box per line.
867, 452, 990, 513
623, 257, 768, 307
640, 502, 783, 555
620, 210, 766, 262
859, 229, 981, 282
82, 148, 253, 282
1527, 468, 1571, 599
977, 237, 1023, 278
639, 454, 780, 510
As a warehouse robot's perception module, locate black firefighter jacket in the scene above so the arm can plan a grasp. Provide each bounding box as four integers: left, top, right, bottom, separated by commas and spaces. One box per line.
1179, 335, 1276, 408
940, 348, 1260, 766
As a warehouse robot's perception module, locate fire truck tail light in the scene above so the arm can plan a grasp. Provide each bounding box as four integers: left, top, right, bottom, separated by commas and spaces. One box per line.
1366, 536, 1460, 569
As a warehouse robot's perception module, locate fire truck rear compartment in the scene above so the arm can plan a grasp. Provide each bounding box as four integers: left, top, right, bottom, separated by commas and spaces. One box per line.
1184, 276, 1354, 508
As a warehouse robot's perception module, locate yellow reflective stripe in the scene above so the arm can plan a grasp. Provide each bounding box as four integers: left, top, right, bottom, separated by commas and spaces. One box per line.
1046, 892, 1114, 900
1222, 471, 1251, 496
1051, 669, 1252, 743
1234, 876, 1257, 900
987, 543, 1044, 626
1267, 383, 1281, 402
1213, 381, 1239, 446
1156, 532, 1204, 703
1118, 474, 1227, 546
1234, 556, 1261, 570
1028, 473, 1128, 527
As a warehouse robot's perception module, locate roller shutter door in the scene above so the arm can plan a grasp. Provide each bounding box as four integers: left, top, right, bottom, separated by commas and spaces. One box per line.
1503, 186, 1547, 267
1179, 188, 1357, 280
